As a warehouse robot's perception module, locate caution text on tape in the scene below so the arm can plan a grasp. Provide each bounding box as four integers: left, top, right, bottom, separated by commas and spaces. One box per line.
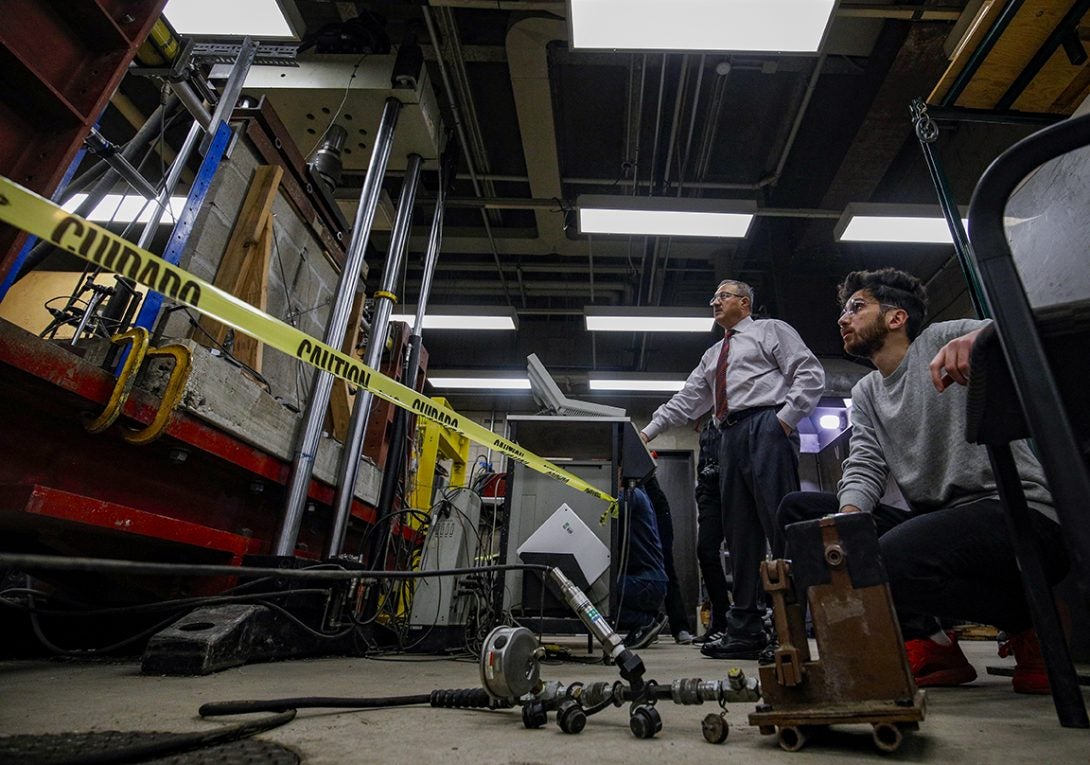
0, 176, 618, 513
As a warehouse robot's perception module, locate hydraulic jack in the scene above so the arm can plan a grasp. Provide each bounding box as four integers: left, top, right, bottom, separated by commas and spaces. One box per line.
748, 512, 926, 753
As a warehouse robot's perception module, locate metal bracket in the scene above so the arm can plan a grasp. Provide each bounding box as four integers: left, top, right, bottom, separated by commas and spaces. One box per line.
762, 559, 805, 688
123, 343, 192, 445
84, 329, 192, 444
85, 328, 151, 434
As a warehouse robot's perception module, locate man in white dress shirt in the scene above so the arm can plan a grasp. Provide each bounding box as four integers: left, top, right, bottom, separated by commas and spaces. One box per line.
641, 280, 824, 659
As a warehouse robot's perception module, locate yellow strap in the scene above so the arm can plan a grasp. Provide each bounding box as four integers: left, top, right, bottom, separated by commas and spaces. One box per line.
0, 176, 618, 510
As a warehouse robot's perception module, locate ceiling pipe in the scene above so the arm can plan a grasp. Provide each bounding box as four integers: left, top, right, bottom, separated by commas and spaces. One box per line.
423, 5, 516, 305
423, 261, 637, 274
757, 53, 828, 190
506, 16, 570, 254
692, 62, 731, 187
349, 171, 765, 191
424, 195, 844, 218
434, 6, 499, 215
626, 54, 648, 196
678, 54, 707, 193
409, 279, 630, 292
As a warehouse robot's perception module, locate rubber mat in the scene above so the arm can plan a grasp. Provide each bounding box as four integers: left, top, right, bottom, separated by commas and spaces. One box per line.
0, 731, 300, 764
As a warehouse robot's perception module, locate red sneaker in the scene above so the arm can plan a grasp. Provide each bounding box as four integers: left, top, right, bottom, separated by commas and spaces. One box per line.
904, 633, 978, 687
998, 630, 1050, 695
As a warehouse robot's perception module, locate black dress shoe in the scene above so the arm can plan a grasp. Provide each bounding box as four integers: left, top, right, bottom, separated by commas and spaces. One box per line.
700, 632, 768, 660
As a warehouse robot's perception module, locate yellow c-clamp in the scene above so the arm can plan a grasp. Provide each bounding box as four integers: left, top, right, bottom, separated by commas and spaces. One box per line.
84, 327, 193, 444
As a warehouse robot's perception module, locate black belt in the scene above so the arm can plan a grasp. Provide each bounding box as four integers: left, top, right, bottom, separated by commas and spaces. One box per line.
718, 404, 780, 429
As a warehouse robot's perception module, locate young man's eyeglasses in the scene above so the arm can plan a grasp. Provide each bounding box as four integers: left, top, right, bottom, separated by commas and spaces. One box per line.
710, 291, 744, 305
839, 298, 899, 318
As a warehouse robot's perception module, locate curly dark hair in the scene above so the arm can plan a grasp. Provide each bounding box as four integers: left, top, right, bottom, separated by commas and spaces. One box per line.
836, 267, 928, 340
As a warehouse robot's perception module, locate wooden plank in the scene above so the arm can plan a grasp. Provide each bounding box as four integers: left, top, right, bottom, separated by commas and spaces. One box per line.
1016, 26, 1090, 111
929, 0, 1004, 105
1050, 55, 1090, 111
229, 215, 273, 371
929, 0, 1085, 110
193, 165, 283, 351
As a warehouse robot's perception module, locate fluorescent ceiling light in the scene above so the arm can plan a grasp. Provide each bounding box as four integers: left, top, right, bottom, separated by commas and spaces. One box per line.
427, 375, 530, 390
818, 414, 843, 430
589, 378, 686, 392
164, 0, 300, 39
578, 195, 755, 239
835, 203, 967, 245
585, 306, 714, 333
569, 0, 838, 53
63, 194, 186, 225
389, 306, 518, 331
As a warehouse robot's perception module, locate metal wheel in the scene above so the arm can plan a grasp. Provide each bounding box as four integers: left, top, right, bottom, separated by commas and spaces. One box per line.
701, 713, 729, 744
777, 725, 809, 752
872, 722, 903, 753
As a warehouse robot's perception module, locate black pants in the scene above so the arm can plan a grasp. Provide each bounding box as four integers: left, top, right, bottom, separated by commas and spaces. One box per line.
643, 477, 692, 636
777, 491, 1069, 639
718, 408, 800, 636
695, 474, 730, 633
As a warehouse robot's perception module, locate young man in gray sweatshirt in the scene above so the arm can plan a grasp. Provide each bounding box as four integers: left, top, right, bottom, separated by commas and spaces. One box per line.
778, 267, 1066, 694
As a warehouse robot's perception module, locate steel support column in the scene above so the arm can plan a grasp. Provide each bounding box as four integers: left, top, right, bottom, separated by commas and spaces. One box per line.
274, 98, 402, 558
325, 153, 423, 559
362, 154, 452, 561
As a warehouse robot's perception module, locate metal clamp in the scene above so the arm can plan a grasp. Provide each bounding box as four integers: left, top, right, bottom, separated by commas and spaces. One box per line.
84, 328, 151, 434
123, 343, 192, 445
761, 559, 805, 687
84, 330, 193, 445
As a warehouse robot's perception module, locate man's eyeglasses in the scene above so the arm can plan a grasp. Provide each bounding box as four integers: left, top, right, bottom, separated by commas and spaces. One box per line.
710, 291, 744, 304
839, 298, 899, 318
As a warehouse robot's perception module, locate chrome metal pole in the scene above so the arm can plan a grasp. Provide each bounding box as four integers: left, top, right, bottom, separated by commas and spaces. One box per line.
199, 36, 257, 154
325, 153, 423, 559
98, 119, 203, 333
169, 79, 213, 130
83, 128, 159, 199
14, 95, 179, 284
274, 98, 402, 558
138, 121, 203, 249
358, 155, 451, 559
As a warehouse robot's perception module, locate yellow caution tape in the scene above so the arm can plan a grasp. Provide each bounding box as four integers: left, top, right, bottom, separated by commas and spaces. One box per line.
0, 175, 618, 512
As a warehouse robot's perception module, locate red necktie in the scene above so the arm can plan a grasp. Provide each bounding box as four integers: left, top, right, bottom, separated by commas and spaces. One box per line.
714, 331, 732, 421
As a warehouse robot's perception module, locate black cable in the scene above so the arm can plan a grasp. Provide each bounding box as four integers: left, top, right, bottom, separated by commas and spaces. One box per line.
0, 587, 333, 617
201, 694, 430, 716
259, 598, 358, 642
181, 306, 273, 392
356, 506, 432, 558
200, 687, 502, 718
0, 552, 550, 582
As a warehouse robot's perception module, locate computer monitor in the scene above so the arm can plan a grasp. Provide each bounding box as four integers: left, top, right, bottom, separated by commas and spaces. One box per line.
526, 353, 626, 417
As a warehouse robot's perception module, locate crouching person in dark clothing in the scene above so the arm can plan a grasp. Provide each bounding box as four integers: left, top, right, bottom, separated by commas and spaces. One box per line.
616, 485, 669, 649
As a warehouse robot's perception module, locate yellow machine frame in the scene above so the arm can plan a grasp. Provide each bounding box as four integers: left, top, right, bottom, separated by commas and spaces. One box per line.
408, 396, 470, 519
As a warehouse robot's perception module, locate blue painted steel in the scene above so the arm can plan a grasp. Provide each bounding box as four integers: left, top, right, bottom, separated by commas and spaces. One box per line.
0, 144, 88, 302
131, 121, 233, 331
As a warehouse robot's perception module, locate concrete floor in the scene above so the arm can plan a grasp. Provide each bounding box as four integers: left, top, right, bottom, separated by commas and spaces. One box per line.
1, 638, 1087, 764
